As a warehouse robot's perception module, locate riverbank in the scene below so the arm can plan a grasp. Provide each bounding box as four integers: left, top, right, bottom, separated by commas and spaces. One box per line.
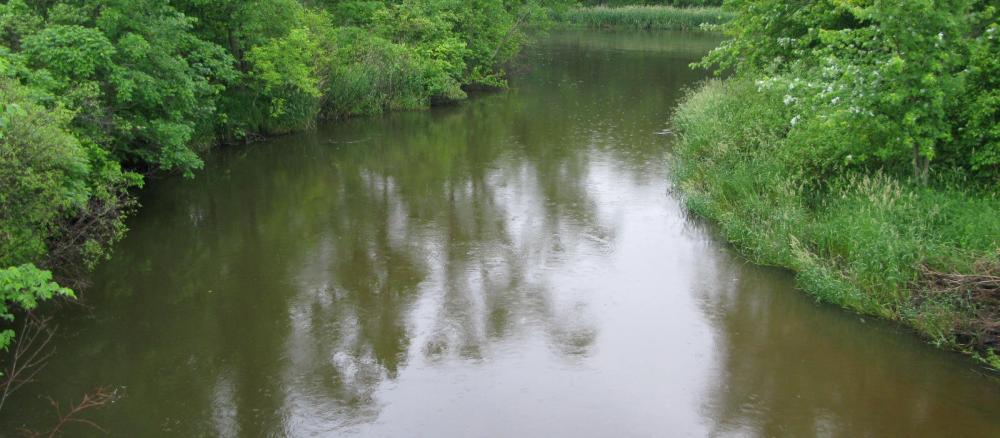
0, 0, 567, 356
555, 5, 730, 31
6, 30, 999, 435
671, 79, 1000, 369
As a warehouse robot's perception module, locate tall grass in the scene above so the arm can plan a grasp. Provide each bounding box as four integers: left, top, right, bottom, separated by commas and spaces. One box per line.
580, 1, 721, 6
671, 79, 1000, 368
557, 6, 731, 31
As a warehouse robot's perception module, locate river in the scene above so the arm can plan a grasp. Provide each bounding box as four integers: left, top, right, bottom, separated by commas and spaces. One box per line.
4, 30, 1000, 437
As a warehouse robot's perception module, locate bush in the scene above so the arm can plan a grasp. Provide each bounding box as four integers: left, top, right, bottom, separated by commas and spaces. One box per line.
330, 28, 465, 117
672, 78, 1000, 357
956, 16, 1000, 183
557, 5, 730, 30
0, 264, 73, 350
701, 0, 1000, 185
673, 0, 1000, 366
580, 1, 722, 7
1, 78, 91, 266
0, 76, 138, 349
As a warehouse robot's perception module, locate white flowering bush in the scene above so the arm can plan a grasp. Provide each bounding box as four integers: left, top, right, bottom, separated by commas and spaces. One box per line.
672, 1, 1000, 365
701, 0, 998, 185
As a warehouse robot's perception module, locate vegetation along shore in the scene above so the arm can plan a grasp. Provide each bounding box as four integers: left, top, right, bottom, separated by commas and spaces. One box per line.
671, 0, 1000, 368
0, 0, 574, 363
556, 1, 729, 30
1, 0, 999, 434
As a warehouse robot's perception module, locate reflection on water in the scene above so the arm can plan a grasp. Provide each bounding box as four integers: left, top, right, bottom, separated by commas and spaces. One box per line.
695, 248, 1000, 437
3, 30, 999, 437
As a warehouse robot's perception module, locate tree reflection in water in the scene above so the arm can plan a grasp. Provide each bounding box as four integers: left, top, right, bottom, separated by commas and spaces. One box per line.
227, 94, 614, 433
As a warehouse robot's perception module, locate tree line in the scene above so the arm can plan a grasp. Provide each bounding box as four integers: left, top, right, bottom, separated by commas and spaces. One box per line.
0, 0, 571, 352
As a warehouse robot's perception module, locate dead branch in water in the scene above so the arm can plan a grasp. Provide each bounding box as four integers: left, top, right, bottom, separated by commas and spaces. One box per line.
917, 256, 1000, 350
920, 263, 1000, 301
19, 386, 119, 438
0, 315, 56, 413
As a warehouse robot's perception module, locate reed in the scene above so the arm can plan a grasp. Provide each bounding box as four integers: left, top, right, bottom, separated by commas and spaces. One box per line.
557, 5, 730, 31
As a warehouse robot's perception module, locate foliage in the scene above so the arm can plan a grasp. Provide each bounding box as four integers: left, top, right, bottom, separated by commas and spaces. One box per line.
579, 0, 721, 7
1, 77, 90, 266
957, 7, 1000, 182
556, 5, 729, 30
672, 79, 1000, 359
0, 72, 136, 351
175, 0, 572, 138
323, 27, 461, 118
700, 0, 1000, 185
672, 0, 1000, 367
246, 8, 334, 133
10, 0, 237, 176
0, 265, 73, 351
0, 0, 573, 362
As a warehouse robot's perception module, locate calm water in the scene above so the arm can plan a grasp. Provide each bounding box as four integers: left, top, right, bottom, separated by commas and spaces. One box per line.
5, 30, 1000, 437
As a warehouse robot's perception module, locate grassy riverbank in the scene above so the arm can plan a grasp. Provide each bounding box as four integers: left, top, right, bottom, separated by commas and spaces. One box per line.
670, 0, 1000, 370
672, 80, 1000, 369
556, 5, 730, 31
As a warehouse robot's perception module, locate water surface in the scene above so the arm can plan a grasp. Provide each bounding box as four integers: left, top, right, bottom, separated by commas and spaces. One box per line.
5, 30, 1000, 437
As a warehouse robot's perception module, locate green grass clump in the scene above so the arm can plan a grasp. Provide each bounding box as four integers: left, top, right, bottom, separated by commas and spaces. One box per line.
579, 1, 722, 6
671, 79, 1000, 362
557, 6, 731, 31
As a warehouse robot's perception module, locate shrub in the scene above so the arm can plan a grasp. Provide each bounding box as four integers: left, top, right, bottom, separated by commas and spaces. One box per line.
1, 77, 137, 349
672, 78, 1000, 355
579, 1, 722, 7
0, 265, 73, 350
701, 0, 1000, 185
557, 5, 730, 31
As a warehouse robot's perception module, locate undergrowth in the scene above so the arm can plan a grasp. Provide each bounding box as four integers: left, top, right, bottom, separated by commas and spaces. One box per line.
556, 6, 730, 31
671, 79, 1000, 368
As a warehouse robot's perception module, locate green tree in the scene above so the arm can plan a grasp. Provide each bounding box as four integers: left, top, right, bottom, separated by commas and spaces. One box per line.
702, 0, 994, 183
0, 0, 575, 357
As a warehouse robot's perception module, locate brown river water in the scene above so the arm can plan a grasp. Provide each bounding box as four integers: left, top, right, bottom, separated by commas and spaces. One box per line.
4, 30, 1000, 437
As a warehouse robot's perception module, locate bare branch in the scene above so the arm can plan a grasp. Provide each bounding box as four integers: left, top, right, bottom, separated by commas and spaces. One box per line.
18, 386, 120, 438
0, 316, 56, 413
